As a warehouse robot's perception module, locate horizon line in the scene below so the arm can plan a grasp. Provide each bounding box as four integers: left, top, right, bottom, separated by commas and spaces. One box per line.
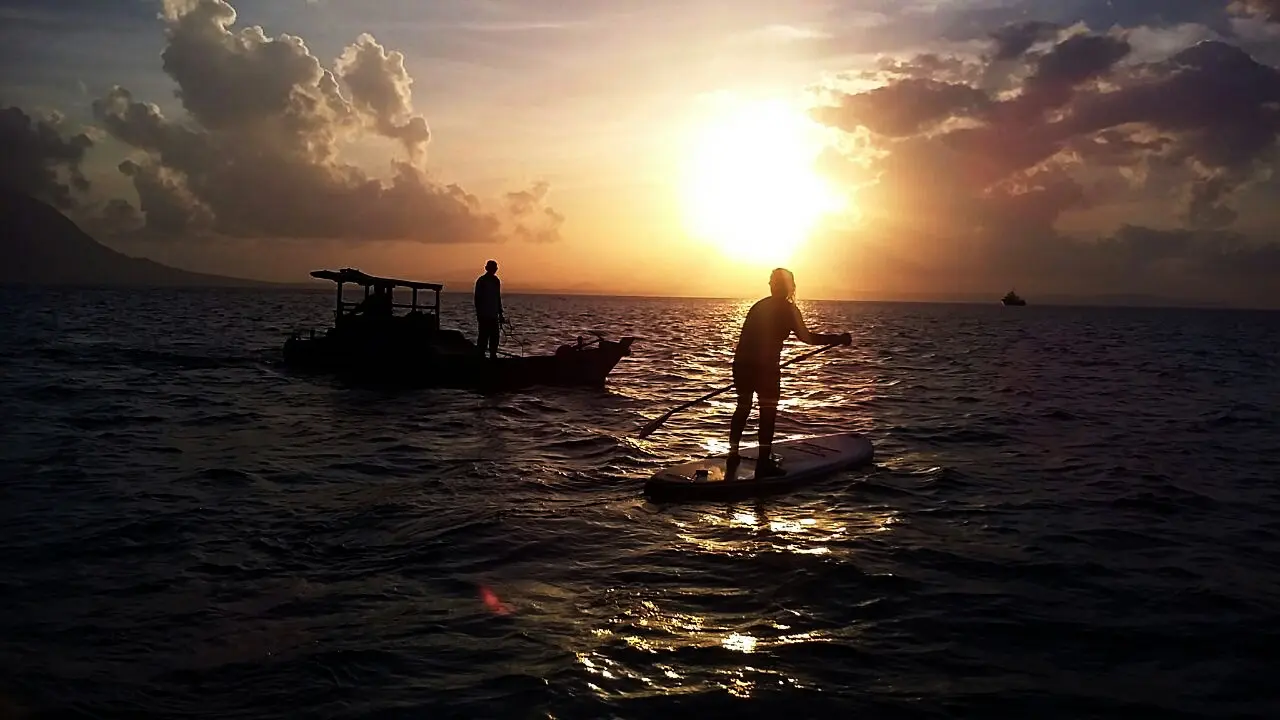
7, 281, 1277, 311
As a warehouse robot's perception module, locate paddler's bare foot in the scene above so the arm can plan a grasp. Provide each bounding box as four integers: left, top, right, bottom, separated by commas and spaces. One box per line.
754, 454, 785, 479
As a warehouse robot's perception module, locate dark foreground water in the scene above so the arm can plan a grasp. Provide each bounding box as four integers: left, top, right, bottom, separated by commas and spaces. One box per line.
1, 287, 1278, 719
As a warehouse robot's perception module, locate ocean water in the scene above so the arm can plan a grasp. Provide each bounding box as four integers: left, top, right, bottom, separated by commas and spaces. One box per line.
1, 287, 1278, 719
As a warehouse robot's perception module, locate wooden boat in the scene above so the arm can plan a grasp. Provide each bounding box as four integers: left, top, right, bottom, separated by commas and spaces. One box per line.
282, 268, 635, 390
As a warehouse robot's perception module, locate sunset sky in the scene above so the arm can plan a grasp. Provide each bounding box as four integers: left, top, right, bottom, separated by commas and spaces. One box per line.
4, 0, 1280, 305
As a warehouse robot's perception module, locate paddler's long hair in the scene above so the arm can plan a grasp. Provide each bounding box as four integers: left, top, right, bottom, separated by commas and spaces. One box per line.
770, 267, 796, 303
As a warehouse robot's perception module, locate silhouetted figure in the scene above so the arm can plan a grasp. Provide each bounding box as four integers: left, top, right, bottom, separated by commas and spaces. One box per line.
353, 283, 393, 319
474, 259, 503, 359
729, 268, 851, 477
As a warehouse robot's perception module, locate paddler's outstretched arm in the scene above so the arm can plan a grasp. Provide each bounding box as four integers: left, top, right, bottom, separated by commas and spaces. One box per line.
789, 303, 851, 346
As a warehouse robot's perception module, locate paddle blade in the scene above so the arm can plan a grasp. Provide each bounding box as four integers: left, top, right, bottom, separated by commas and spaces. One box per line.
637, 414, 667, 439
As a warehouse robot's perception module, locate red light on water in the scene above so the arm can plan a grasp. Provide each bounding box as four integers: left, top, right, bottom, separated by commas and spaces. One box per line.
480, 585, 512, 615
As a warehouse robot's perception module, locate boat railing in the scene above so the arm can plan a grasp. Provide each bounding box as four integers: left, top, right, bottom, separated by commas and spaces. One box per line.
336, 300, 440, 313
288, 305, 442, 342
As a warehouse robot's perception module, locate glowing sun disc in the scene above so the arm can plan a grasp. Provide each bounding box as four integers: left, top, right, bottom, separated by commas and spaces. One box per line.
680, 95, 845, 265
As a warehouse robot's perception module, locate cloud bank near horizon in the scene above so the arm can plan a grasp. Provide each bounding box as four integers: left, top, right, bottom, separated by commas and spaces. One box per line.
1, 0, 563, 245
803, 2, 1280, 305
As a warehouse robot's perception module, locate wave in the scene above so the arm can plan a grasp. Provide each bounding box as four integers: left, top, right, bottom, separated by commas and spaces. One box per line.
1, 290, 1278, 719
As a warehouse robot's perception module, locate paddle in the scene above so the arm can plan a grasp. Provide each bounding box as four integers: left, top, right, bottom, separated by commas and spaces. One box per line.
637, 342, 842, 439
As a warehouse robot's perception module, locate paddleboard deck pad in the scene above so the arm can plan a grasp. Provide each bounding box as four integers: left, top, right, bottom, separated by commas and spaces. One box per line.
644, 432, 874, 502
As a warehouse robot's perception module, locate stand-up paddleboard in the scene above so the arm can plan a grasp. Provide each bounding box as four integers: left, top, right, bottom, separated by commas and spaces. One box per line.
644, 432, 874, 502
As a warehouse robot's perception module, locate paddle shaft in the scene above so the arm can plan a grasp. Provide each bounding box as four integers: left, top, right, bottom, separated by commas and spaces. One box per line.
637, 342, 841, 439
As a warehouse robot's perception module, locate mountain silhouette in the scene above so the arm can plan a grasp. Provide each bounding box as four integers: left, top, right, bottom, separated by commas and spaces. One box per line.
0, 189, 271, 287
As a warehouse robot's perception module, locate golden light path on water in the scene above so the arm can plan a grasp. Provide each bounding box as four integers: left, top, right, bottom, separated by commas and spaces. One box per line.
563, 503, 901, 700
468, 295, 908, 702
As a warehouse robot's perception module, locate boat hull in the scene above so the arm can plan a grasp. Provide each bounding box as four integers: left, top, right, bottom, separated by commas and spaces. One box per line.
282, 330, 634, 391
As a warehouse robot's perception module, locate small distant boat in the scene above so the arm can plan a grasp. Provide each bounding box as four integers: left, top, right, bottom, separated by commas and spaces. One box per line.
282, 268, 635, 391
1001, 289, 1027, 306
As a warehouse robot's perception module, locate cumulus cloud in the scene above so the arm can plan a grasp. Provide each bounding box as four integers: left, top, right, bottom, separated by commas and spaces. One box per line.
334, 33, 432, 162
504, 181, 565, 244
88, 0, 560, 244
810, 16, 1280, 304
0, 106, 93, 208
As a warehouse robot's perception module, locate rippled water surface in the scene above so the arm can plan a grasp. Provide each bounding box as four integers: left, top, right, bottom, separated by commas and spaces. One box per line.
2, 287, 1279, 719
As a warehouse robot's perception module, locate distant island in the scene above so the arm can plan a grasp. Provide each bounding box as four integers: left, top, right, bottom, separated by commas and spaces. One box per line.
0, 189, 273, 288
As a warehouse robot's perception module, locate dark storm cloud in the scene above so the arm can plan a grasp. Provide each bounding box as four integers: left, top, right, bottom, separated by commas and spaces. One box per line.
85, 0, 562, 243
819, 33, 1280, 221
1065, 42, 1280, 145
1000, 33, 1133, 124
820, 30, 1133, 156
1061, 128, 1174, 167
990, 20, 1061, 61
1062, 41, 1280, 224
811, 79, 991, 137
812, 19, 1280, 304
0, 105, 93, 208
1185, 175, 1240, 229
943, 0, 1233, 44
1030, 33, 1133, 89
820, 31, 1134, 195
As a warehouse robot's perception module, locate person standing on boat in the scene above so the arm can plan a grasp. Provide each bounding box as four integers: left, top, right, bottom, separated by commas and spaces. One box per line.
729, 268, 851, 477
353, 283, 393, 318
474, 260, 504, 359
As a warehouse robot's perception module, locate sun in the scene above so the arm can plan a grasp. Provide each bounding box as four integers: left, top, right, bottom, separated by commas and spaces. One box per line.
680, 94, 846, 266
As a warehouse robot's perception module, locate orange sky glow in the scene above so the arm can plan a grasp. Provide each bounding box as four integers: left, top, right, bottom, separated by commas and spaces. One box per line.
6, 0, 1280, 306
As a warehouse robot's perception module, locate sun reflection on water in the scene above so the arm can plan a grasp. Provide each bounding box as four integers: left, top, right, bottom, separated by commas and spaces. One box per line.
564, 502, 898, 700
574, 630, 815, 701
722, 632, 757, 653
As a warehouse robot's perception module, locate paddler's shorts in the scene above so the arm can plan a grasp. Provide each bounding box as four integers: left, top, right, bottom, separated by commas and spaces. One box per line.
732, 361, 781, 404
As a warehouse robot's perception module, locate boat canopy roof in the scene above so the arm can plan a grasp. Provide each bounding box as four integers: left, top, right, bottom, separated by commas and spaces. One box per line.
310, 268, 443, 291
